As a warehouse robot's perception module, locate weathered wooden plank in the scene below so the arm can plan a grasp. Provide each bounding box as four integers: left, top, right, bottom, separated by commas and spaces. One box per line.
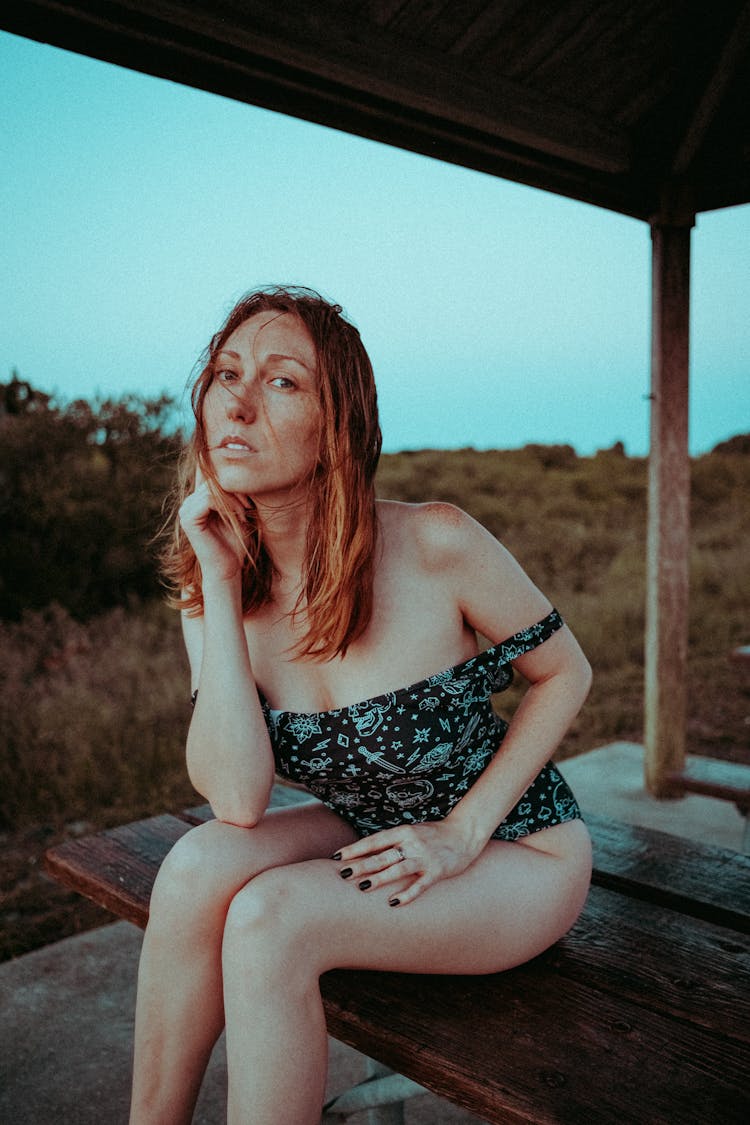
45, 811, 750, 1036
48, 809, 750, 1044
555, 885, 749, 1044
320, 958, 749, 1125
666, 756, 750, 810
587, 813, 750, 932
44, 810, 750, 1123
43, 814, 190, 928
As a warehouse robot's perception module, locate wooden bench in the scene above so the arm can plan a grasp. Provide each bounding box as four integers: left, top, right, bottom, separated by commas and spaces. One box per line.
666, 756, 750, 852
45, 789, 750, 1124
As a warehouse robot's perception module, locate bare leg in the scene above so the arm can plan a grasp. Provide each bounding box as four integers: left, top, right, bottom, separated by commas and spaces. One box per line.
128, 801, 356, 1125
221, 819, 591, 1125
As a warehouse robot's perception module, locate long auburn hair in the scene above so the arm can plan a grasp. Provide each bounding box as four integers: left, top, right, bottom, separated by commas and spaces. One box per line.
162, 286, 382, 660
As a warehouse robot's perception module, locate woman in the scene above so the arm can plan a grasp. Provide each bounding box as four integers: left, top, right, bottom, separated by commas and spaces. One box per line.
130, 286, 592, 1124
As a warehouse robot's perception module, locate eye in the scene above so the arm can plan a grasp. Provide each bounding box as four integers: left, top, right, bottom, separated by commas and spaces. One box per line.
215, 367, 239, 384
269, 374, 296, 390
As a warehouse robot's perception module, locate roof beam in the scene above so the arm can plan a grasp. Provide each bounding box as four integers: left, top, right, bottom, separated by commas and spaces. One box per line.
2, 0, 632, 180
671, 0, 750, 176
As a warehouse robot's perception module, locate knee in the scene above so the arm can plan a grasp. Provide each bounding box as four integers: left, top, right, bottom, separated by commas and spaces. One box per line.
149, 820, 244, 921
222, 867, 311, 979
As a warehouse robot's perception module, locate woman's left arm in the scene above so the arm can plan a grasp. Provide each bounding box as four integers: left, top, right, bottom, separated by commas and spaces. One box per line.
444, 623, 591, 853
434, 503, 592, 855
334, 503, 591, 904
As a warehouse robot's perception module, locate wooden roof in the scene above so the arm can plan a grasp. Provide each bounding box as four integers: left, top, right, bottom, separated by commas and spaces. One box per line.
4, 0, 750, 222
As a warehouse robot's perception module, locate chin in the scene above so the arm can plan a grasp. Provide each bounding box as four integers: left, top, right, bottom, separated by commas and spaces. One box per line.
212, 465, 255, 495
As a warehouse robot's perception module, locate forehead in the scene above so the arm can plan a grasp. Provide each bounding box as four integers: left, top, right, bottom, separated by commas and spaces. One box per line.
222, 310, 317, 369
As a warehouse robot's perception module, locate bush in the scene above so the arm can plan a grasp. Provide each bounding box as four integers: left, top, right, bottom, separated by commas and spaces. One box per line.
0, 601, 195, 830
1, 438, 747, 832
0, 375, 181, 620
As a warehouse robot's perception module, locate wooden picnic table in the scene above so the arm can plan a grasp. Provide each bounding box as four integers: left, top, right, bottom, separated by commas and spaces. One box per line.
46, 788, 750, 1124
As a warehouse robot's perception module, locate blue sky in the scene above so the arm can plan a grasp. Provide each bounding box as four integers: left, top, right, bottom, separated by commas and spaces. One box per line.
1, 29, 748, 456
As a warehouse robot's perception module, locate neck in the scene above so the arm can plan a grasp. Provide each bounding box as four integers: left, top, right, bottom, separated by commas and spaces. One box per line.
254, 493, 311, 590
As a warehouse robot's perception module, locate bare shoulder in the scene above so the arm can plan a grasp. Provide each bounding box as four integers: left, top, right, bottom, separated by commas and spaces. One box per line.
377, 499, 485, 565
376, 499, 551, 641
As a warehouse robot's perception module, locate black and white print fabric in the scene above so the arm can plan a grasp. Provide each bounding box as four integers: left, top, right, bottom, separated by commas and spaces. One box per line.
261, 609, 582, 840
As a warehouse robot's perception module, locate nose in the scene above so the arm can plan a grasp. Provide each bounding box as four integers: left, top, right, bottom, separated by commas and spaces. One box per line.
225, 378, 258, 423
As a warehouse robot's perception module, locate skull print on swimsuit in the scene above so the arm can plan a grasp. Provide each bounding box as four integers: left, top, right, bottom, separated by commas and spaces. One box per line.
261, 609, 583, 840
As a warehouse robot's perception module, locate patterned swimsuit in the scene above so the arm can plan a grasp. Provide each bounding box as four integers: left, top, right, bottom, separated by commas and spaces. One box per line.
261, 609, 582, 841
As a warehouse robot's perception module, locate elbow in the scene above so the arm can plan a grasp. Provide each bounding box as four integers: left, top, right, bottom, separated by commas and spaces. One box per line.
202, 788, 271, 829
187, 768, 273, 830
210, 804, 266, 830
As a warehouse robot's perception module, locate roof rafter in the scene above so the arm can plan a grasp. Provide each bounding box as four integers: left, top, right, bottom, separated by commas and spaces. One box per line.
671, 0, 750, 176
2, 0, 748, 218
3, 0, 630, 177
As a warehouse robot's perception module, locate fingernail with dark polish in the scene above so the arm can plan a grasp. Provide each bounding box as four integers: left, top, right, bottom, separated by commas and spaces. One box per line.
339, 867, 352, 879
358, 880, 371, 891
331, 852, 342, 861
389, 898, 400, 907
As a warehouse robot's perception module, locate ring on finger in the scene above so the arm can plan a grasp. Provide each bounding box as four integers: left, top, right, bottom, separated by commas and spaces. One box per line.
395, 845, 406, 862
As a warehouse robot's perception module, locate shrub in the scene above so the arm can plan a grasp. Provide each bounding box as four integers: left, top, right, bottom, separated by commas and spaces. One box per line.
0, 601, 195, 830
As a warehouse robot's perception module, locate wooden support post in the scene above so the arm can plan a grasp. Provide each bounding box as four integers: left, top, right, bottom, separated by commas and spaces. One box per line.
644, 217, 694, 796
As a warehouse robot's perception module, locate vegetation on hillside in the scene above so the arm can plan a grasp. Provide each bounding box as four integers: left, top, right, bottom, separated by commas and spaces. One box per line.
1, 375, 748, 958
0, 374, 181, 619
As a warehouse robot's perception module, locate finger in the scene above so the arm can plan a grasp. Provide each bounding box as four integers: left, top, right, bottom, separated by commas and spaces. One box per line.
387, 873, 433, 908
178, 484, 216, 527
336, 844, 411, 884
199, 471, 251, 523
353, 855, 419, 892
334, 830, 403, 863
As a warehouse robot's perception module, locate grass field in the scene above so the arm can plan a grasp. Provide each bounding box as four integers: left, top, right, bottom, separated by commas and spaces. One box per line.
1, 444, 748, 959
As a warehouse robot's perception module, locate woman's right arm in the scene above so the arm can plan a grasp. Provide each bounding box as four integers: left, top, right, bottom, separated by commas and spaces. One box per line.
179, 479, 275, 827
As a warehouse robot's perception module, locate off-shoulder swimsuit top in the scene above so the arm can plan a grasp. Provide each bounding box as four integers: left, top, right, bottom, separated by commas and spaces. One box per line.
260, 609, 582, 840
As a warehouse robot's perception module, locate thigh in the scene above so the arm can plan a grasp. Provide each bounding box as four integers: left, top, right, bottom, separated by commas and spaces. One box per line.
243, 820, 592, 976
154, 798, 359, 905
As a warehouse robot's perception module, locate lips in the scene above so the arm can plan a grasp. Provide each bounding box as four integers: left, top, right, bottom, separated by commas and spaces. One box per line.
218, 435, 255, 452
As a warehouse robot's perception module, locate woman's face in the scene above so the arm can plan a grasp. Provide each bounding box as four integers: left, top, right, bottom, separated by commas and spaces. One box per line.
202, 310, 321, 505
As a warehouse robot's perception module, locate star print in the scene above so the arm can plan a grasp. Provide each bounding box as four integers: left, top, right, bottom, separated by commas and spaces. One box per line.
261, 610, 571, 846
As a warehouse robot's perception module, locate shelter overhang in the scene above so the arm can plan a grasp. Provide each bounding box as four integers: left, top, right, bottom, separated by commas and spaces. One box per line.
3, 0, 749, 221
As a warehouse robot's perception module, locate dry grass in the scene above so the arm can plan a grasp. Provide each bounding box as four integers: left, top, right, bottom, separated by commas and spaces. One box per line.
1, 445, 748, 958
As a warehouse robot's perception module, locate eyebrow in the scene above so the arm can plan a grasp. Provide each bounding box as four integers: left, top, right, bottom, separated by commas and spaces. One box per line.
214, 349, 313, 373
265, 351, 314, 373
